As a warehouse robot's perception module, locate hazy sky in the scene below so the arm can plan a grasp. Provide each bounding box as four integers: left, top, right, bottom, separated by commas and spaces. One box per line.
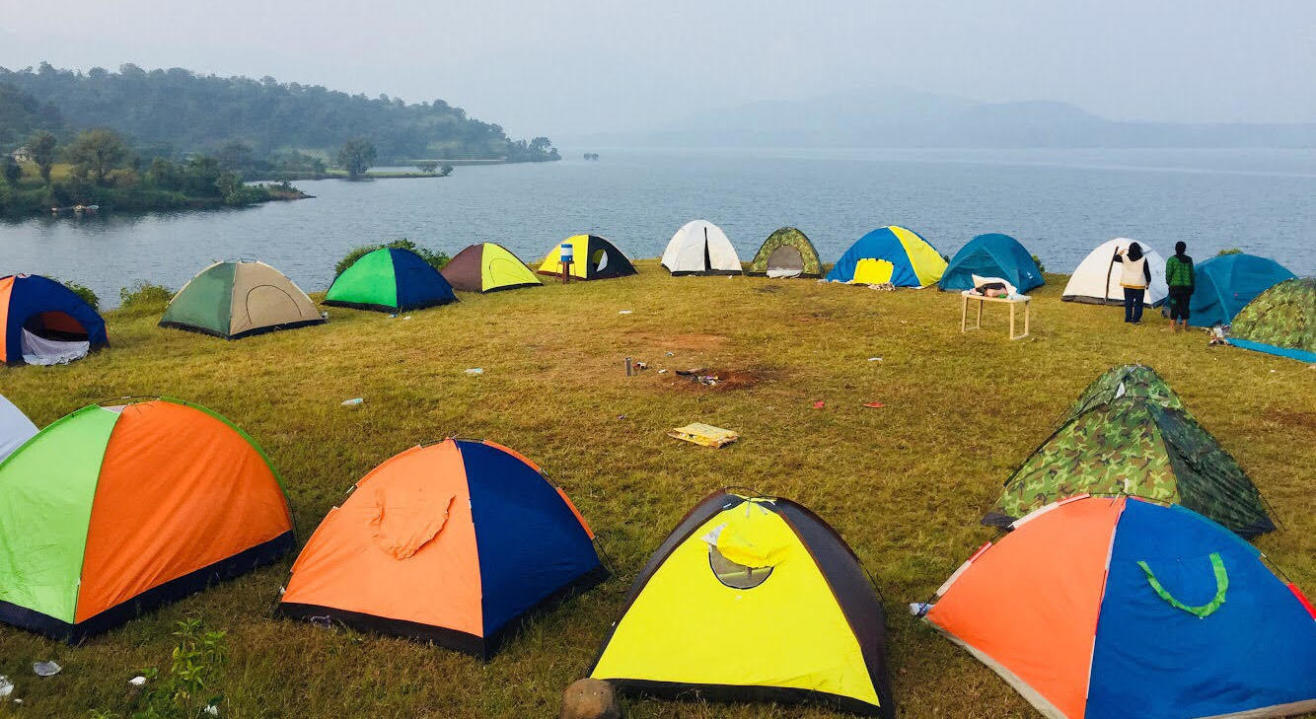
2, 0, 1313, 139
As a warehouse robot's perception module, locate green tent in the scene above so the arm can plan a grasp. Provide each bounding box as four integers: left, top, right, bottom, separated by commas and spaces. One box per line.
160, 261, 325, 339
324, 247, 458, 312
1228, 278, 1316, 363
747, 227, 823, 278
984, 365, 1274, 538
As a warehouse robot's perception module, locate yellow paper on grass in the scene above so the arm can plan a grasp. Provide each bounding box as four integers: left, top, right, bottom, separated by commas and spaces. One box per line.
668, 423, 739, 448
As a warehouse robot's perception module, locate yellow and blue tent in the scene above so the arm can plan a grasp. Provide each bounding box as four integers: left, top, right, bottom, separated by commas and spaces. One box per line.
825, 226, 946, 287
589, 490, 893, 717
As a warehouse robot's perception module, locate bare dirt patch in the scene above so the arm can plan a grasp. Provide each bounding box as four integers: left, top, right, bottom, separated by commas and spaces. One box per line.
662, 366, 776, 391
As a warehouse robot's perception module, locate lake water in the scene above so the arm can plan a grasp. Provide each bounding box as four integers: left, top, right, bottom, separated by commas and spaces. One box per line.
3, 147, 1314, 307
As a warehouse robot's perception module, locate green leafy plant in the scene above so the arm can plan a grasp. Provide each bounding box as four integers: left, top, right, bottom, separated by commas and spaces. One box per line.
60, 279, 101, 310
119, 281, 174, 311
334, 238, 449, 276
111, 619, 228, 719
1218, 247, 1243, 256
1031, 254, 1047, 273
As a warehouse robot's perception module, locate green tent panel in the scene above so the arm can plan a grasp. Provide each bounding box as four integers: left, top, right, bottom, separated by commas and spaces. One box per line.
984, 365, 1274, 538
160, 262, 236, 337
326, 247, 398, 309
747, 227, 823, 278
161, 261, 325, 339
0, 406, 118, 623
324, 247, 458, 312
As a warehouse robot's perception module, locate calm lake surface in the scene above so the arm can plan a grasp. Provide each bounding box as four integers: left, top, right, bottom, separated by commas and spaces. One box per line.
4, 148, 1314, 307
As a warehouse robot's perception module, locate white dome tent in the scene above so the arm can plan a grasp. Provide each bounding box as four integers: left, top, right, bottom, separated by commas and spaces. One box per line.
661, 220, 743, 276
1062, 238, 1168, 306
0, 394, 38, 462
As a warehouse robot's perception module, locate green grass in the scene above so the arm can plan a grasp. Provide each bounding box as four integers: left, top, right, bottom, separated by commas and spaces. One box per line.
1, 263, 1313, 718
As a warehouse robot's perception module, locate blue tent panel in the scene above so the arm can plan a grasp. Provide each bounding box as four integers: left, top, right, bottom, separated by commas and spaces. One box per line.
2, 274, 109, 365
938, 233, 1044, 292
1086, 500, 1316, 719
459, 441, 603, 639
1228, 338, 1316, 364
1189, 254, 1295, 328
389, 248, 458, 311
824, 227, 938, 287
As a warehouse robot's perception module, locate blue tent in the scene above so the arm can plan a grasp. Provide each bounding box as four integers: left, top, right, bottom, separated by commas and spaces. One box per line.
1, 274, 108, 365
1189, 253, 1295, 328
824, 226, 947, 287
938, 233, 1044, 292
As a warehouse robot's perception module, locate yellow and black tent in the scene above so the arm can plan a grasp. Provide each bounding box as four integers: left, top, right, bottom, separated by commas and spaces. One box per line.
588, 490, 893, 717
537, 235, 636, 281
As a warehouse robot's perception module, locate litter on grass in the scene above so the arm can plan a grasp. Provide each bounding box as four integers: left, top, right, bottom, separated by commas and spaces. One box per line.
618, 310, 633, 315
129, 676, 147, 687
33, 661, 60, 677
0, 676, 12, 698
464, 368, 484, 376
863, 402, 886, 409
813, 400, 826, 409
668, 423, 739, 448
868, 357, 883, 362
340, 397, 364, 408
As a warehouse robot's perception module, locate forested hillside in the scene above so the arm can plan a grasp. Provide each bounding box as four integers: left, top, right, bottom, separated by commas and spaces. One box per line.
0, 63, 558, 162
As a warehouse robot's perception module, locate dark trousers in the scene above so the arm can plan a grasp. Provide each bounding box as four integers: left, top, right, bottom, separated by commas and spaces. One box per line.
1124, 287, 1145, 322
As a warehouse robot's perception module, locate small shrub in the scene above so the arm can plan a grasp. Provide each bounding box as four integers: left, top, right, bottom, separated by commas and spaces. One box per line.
120, 281, 174, 310
334, 238, 449, 276
61, 279, 100, 310
1218, 247, 1243, 256
90, 618, 228, 719
1031, 254, 1046, 273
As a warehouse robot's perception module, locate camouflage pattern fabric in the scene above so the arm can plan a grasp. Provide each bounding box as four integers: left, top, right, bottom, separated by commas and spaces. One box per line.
987, 398, 1273, 538
1065, 364, 1186, 422
746, 227, 823, 277
1230, 278, 1316, 353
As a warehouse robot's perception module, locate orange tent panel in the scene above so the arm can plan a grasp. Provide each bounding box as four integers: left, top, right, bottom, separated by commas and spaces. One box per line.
926, 497, 1124, 719
76, 401, 294, 622
280, 442, 484, 636
0, 275, 13, 360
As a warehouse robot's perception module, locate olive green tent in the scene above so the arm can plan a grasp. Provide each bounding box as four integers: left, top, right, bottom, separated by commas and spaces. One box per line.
747, 227, 823, 278
160, 261, 324, 339
983, 365, 1274, 538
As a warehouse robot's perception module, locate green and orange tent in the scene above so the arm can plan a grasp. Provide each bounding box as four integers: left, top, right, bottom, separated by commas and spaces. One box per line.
0, 398, 295, 642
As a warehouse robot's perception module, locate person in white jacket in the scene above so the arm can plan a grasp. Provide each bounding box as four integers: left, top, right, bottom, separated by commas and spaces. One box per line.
1114, 242, 1152, 324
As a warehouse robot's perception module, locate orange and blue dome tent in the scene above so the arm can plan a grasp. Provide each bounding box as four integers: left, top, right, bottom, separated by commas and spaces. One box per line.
1, 273, 108, 365
825, 226, 947, 287
589, 490, 894, 717
0, 398, 295, 643
277, 438, 606, 659
921, 495, 1316, 719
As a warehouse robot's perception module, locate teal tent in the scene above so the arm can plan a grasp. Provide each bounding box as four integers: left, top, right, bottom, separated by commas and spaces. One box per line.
1189, 254, 1295, 328
939, 234, 1043, 292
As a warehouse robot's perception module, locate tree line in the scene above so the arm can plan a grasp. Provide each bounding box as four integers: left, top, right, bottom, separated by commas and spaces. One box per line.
0, 62, 560, 164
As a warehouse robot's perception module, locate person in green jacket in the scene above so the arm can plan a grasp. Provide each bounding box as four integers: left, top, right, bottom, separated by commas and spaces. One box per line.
1165, 241, 1195, 332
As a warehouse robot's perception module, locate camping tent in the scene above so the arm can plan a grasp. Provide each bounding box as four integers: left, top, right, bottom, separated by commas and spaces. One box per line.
1, 274, 108, 366
926, 495, 1316, 719
1190, 254, 1295, 328
939, 233, 1044, 293
0, 398, 294, 642
984, 364, 1273, 538
1227, 278, 1316, 363
589, 490, 894, 717
1062, 238, 1168, 306
747, 227, 823, 278
441, 242, 542, 293
537, 235, 637, 281
161, 261, 324, 339
824, 226, 946, 287
278, 439, 605, 659
324, 247, 458, 311
0, 393, 37, 462
661, 220, 743, 275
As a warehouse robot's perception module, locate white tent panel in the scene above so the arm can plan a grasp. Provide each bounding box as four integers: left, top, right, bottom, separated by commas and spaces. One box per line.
662, 220, 743, 275
1062, 237, 1168, 306
0, 394, 38, 462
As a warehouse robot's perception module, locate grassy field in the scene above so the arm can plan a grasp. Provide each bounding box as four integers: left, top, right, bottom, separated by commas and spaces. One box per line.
1, 262, 1313, 718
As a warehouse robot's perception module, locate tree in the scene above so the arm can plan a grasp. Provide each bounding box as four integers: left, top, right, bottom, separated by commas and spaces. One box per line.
336, 137, 376, 179
438, 163, 453, 177
28, 130, 57, 184
1, 155, 20, 185
65, 128, 130, 186
415, 160, 438, 173
215, 141, 255, 172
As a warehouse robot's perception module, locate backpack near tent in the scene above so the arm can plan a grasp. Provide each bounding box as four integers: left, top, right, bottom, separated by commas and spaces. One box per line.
441, 242, 542, 293
0, 398, 294, 642
747, 227, 823, 278
1227, 278, 1316, 363
537, 235, 637, 281
661, 220, 743, 276
0, 274, 108, 366
0, 393, 37, 462
278, 439, 606, 659
925, 495, 1316, 719
589, 490, 894, 717
324, 247, 458, 311
160, 261, 324, 339
1062, 238, 1168, 306
939, 233, 1044, 293
824, 226, 946, 287
1189, 253, 1294, 328
984, 364, 1274, 538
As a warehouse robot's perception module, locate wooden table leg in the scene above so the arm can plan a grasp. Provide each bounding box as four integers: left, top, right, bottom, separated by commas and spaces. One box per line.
1010, 302, 1016, 339
1024, 301, 1030, 338
961, 295, 967, 333
976, 299, 983, 330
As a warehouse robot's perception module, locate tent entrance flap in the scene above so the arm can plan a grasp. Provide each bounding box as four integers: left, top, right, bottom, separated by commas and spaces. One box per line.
21, 329, 89, 365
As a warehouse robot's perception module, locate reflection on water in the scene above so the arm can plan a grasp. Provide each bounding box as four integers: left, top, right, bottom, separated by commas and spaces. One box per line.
3, 148, 1314, 307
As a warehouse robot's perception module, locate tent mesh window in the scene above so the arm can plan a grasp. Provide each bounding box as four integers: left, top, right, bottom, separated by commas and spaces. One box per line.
708, 545, 773, 589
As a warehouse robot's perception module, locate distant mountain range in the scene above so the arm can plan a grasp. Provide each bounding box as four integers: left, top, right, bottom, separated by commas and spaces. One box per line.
569, 87, 1316, 149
